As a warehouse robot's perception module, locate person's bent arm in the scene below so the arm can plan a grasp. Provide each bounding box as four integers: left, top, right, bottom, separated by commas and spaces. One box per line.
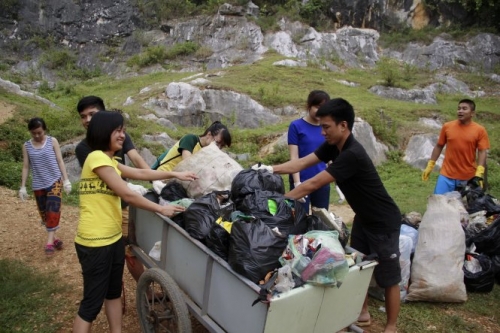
288, 144, 301, 184
273, 152, 320, 175
477, 149, 487, 167
181, 149, 193, 160
126, 149, 151, 169
95, 166, 185, 217
118, 164, 198, 182
430, 144, 444, 162
286, 170, 334, 200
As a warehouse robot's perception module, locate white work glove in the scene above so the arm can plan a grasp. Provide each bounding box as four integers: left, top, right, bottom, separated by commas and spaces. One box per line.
63, 179, 72, 195
294, 182, 308, 203
127, 182, 148, 196
152, 180, 166, 195
251, 163, 273, 173
19, 186, 28, 201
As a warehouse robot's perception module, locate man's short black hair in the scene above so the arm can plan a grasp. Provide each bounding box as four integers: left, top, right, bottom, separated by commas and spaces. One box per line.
87, 111, 124, 152
459, 98, 476, 111
316, 98, 355, 131
77, 96, 105, 113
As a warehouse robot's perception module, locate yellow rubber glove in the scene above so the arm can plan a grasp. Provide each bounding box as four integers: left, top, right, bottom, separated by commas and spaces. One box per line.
421, 160, 436, 181
475, 165, 485, 188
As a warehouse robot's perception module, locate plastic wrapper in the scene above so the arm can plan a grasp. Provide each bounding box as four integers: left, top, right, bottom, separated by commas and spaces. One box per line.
280, 230, 348, 287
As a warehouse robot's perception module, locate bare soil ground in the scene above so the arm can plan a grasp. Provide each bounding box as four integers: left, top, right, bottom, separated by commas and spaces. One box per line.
0, 186, 142, 332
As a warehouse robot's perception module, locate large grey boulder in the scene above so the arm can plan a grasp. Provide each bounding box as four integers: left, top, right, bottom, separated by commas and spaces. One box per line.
265, 26, 380, 68
0, 78, 59, 108
425, 75, 485, 98
400, 33, 500, 73
142, 133, 176, 149
139, 147, 157, 166
404, 133, 444, 170
163, 11, 267, 70
352, 118, 388, 166
144, 82, 279, 129
369, 85, 437, 104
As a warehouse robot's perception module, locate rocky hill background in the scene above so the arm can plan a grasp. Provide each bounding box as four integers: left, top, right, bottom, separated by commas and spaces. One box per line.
1, 0, 500, 200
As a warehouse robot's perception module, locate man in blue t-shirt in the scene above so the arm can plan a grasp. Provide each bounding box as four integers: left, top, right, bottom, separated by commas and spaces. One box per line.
253, 98, 401, 333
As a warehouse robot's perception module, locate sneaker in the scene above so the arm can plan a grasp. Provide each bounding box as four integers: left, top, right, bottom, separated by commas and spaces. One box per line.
53, 239, 63, 250
45, 244, 55, 256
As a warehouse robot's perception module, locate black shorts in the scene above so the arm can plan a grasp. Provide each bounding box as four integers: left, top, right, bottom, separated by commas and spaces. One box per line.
75, 238, 125, 322
350, 218, 401, 288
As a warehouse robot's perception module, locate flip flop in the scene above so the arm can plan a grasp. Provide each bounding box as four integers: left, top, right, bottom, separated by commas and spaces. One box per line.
355, 319, 371, 327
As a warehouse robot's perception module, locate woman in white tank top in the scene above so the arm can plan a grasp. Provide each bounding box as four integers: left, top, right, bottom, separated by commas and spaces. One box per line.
19, 117, 72, 256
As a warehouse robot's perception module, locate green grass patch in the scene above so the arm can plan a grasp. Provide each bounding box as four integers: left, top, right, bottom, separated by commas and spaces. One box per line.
369, 285, 500, 332
0, 259, 72, 332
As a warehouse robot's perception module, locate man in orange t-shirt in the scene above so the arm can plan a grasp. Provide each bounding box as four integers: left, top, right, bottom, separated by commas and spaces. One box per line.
422, 99, 490, 194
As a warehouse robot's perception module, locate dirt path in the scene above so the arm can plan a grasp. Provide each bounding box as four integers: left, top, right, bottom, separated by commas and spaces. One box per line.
0, 186, 141, 332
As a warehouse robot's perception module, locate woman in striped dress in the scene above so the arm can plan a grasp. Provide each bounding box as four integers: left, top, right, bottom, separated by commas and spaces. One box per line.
19, 117, 72, 255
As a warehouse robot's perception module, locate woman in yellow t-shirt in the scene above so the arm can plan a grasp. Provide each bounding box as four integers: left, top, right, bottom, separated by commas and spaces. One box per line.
73, 111, 198, 332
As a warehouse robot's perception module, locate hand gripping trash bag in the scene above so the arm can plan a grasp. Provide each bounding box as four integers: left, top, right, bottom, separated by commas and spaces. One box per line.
279, 230, 348, 287
228, 216, 288, 284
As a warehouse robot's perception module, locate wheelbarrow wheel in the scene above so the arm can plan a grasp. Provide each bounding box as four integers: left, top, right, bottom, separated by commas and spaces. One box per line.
136, 267, 192, 333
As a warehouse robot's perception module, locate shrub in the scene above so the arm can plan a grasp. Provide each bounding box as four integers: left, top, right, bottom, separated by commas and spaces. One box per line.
127, 45, 167, 67
0, 162, 24, 189
40, 49, 76, 70
376, 57, 401, 87
165, 41, 199, 59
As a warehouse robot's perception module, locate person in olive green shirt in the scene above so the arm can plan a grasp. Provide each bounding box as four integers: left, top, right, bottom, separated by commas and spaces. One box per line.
152, 121, 232, 192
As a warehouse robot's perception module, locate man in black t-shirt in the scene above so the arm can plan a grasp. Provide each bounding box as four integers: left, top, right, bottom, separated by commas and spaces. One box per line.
253, 98, 401, 333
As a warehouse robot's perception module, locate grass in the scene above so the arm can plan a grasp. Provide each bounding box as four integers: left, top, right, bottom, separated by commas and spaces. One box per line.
370, 285, 500, 332
0, 259, 72, 332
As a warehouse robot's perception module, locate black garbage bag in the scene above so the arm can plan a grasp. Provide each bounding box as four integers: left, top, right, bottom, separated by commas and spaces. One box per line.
238, 190, 308, 237
491, 255, 500, 285
184, 191, 233, 242
160, 181, 188, 201
306, 215, 332, 231
228, 217, 287, 283
206, 222, 231, 261
472, 217, 500, 256
231, 169, 284, 207
171, 212, 186, 228
463, 253, 495, 292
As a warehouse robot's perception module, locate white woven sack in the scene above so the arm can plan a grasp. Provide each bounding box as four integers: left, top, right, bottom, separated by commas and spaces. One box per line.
172, 142, 243, 199
406, 194, 467, 302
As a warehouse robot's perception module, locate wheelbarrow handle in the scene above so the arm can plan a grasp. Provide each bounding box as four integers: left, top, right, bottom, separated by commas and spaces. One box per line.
357, 260, 378, 270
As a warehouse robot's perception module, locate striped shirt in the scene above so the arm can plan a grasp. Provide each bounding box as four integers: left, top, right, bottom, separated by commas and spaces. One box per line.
25, 136, 61, 190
